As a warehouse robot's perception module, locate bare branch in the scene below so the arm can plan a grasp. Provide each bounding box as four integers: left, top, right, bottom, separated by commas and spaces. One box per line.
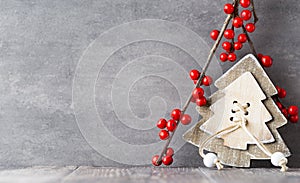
251, 0, 259, 24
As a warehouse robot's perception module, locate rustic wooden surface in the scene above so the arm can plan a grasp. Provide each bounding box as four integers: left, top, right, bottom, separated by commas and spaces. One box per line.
0, 167, 299, 183
183, 54, 291, 167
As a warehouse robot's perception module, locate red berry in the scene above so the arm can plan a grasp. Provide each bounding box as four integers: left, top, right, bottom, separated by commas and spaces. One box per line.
157, 118, 167, 129
278, 88, 287, 98
233, 17, 243, 28
159, 130, 169, 140
276, 86, 281, 94
171, 109, 181, 120
234, 42, 243, 50
223, 3, 234, 14
192, 88, 204, 100
166, 119, 177, 132
281, 108, 288, 118
240, 10, 252, 21
210, 30, 220, 40
166, 147, 174, 156
196, 97, 207, 106
228, 53, 237, 62
191, 96, 196, 103
162, 155, 173, 165
152, 155, 162, 166
238, 33, 247, 43
224, 29, 235, 39
220, 53, 228, 62
276, 101, 283, 109
288, 106, 298, 116
202, 76, 213, 86
260, 55, 273, 67
289, 115, 299, 123
257, 53, 263, 60
240, 0, 251, 8
245, 23, 256, 33
193, 80, 198, 84
189, 70, 200, 80
222, 41, 232, 51
181, 114, 192, 125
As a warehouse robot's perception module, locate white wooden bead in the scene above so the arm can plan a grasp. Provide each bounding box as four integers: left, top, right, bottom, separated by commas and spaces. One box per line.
271, 152, 285, 166
203, 153, 218, 168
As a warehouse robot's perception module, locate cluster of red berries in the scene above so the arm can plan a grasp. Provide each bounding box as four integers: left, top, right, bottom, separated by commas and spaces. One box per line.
275, 86, 299, 123
211, 0, 297, 122
152, 70, 213, 166
210, 0, 256, 63
189, 70, 213, 106
152, 109, 192, 166
152, 147, 174, 166
157, 109, 192, 140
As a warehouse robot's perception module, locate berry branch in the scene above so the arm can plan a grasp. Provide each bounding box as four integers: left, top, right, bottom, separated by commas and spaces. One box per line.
239, 2, 298, 123
152, 0, 298, 166
153, 0, 237, 166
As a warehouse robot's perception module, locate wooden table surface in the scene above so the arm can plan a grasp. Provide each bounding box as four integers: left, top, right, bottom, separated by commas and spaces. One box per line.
0, 166, 299, 183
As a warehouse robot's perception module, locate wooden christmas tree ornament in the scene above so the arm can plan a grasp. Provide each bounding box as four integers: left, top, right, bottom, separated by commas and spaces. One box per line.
183, 54, 291, 170
152, 1, 298, 170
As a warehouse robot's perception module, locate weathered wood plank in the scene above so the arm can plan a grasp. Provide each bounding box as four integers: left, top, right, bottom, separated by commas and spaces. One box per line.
62, 167, 209, 183
199, 168, 300, 183
0, 167, 299, 183
0, 166, 77, 183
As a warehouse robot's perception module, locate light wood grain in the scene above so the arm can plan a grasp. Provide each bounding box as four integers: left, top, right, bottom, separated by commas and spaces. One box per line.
183, 54, 291, 167
62, 166, 209, 183
200, 72, 274, 150
0, 167, 299, 183
0, 166, 77, 183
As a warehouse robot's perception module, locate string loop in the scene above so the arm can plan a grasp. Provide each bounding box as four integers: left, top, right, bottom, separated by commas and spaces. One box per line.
199, 101, 288, 171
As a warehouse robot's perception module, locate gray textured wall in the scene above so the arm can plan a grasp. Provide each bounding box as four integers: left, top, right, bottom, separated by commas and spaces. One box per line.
0, 0, 299, 168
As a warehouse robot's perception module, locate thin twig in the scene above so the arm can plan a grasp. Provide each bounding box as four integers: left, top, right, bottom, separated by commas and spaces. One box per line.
231, 0, 240, 52
242, 25, 257, 56
251, 0, 259, 24
231, 15, 235, 53
156, 0, 237, 164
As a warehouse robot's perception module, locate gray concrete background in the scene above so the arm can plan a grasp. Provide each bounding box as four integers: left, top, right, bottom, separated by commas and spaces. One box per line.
0, 0, 299, 168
